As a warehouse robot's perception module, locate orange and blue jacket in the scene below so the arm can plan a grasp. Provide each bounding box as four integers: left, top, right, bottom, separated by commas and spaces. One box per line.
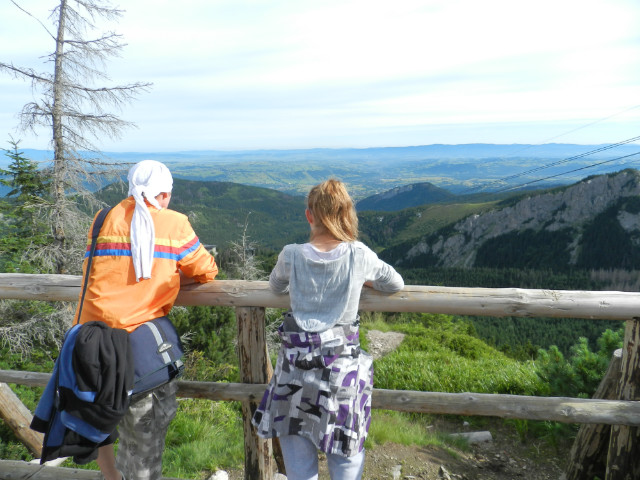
75, 196, 218, 332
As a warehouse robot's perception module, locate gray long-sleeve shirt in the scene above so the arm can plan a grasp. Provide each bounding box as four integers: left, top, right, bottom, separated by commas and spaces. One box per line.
269, 241, 404, 332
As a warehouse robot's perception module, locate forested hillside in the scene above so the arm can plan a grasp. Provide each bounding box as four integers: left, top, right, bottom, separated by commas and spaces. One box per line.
96, 179, 310, 250
356, 169, 639, 356
356, 182, 454, 211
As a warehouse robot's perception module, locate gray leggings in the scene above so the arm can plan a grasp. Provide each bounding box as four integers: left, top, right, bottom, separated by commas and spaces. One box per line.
279, 435, 365, 480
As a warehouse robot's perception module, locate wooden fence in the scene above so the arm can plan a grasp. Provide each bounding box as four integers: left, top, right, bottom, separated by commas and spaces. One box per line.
0, 273, 639, 479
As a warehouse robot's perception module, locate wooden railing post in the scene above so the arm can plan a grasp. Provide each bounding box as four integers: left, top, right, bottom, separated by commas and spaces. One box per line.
236, 306, 273, 480
606, 319, 640, 480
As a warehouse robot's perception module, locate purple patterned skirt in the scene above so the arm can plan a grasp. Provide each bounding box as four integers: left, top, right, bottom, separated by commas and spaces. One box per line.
252, 314, 373, 457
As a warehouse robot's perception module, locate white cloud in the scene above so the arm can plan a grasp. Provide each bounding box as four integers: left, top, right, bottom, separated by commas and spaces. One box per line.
1, 0, 639, 151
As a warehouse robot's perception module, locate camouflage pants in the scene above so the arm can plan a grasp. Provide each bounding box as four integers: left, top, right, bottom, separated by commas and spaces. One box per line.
115, 381, 178, 480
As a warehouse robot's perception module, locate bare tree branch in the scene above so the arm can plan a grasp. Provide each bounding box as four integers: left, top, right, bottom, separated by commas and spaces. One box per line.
2, 0, 152, 274
9, 0, 56, 40
0, 63, 53, 84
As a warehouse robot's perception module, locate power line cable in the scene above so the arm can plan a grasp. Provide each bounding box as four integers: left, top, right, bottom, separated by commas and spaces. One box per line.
505, 104, 640, 157
492, 151, 640, 193
463, 135, 640, 194
465, 104, 640, 173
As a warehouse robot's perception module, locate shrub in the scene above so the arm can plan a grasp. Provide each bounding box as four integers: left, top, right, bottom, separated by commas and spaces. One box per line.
536, 328, 624, 398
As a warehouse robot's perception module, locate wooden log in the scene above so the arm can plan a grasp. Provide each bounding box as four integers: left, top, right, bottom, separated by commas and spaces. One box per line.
2, 370, 640, 426
0, 274, 81, 302
606, 320, 640, 480
0, 459, 183, 479
565, 349, 622, 480
0, 371, 52, 388
236, 306, 273, 480
0, 370, 266, 401
371, 390, 640, 425
178, 379, 265, 402
0, 383, 43, 457
0, 460, 103, 479
2, 273, 640, 320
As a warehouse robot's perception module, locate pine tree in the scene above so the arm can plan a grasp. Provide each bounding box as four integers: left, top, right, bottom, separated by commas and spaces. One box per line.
0, 140, 70, 359
0, 139, 49, 272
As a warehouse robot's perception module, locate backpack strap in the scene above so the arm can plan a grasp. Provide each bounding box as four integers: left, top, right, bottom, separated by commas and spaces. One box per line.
75, 207, 112, 325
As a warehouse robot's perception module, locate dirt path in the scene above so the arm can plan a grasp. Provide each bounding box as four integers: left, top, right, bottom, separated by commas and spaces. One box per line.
356, 419, 567, 479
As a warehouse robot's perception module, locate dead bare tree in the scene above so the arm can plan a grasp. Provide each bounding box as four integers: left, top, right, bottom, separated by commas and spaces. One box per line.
0, 0, 151, 273
0, 300, 72, 359
227, 213, 268, 281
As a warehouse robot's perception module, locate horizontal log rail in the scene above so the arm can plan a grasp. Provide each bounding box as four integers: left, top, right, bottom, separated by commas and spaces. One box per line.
0, 273, 638, 320
2, 370, 640, 427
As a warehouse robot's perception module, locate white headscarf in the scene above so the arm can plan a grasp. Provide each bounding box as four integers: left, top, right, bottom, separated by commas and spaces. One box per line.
127, 160, 173, 281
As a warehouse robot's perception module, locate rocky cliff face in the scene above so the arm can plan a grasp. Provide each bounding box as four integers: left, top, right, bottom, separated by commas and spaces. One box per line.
402, 169, 640, 268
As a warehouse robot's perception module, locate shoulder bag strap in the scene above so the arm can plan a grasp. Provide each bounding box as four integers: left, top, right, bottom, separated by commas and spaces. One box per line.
75, 207, 112, 325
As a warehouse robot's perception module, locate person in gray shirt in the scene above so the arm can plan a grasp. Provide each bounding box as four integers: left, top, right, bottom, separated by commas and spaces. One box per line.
253, 179, 404, 480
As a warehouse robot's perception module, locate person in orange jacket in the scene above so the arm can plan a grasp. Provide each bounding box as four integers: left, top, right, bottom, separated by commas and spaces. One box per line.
75, 160, 219, 480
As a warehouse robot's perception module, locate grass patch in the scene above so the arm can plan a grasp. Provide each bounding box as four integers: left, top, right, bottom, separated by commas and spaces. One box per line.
362, 313, 545, 396
375, 349, 542, 394
366, 410, 468, 455
163, 399, 245, 478
58, 398, 246, 478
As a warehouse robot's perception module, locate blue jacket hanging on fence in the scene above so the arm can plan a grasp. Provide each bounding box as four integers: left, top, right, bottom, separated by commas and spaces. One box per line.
31, 321, 134, 464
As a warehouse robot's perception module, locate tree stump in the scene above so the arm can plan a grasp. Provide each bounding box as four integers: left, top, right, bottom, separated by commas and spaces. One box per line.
605, 319, 640, 480
564, 349, 621, 480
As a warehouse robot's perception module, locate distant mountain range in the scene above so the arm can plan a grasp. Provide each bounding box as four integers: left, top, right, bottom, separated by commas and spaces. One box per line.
11, 143, 640, 197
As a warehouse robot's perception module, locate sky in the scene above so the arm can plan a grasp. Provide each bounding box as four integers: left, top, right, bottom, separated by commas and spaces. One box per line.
0, 0, 639, 152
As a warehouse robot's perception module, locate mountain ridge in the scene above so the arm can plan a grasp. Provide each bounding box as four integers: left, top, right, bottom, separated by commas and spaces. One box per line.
356, 182, 455, 212
380, 169, 640, 278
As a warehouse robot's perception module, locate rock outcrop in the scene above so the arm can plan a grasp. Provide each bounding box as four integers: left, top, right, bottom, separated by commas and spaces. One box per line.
401, 170, 640, 268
